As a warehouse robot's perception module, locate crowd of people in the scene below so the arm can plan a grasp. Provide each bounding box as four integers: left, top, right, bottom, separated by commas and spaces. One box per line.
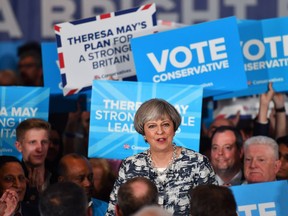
0, 41, 288, 216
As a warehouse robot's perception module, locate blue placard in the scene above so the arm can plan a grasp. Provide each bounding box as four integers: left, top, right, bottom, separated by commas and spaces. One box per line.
215, 17, 288, 100
42, 42, 62, 95
0, 41, 23, 71
231, 181, 288, 216
262, 17, 288, 93
131, 16, 247, 98
88, 80, 203, 159
0, 87, 50, 158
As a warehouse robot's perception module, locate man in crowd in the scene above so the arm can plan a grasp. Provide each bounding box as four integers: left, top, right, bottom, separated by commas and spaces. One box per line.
15, 118, 52, 206
17, 42, 43, 86
243, 136, 281, 184
276, 135, 288, 180
210, 126, 244, 186
57, 153, 108, 216
116, 177, 158, 216
39, 181, 88, 216
207, 118, 235, 138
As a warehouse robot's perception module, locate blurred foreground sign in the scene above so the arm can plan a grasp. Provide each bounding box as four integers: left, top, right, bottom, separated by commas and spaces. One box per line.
231, 180, 288, 216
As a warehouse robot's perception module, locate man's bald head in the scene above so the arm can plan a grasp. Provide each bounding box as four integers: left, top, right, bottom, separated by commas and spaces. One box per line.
117, 177, 158, 216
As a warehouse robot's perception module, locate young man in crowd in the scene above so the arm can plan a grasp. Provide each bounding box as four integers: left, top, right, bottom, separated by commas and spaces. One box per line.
15, 118, 52, 207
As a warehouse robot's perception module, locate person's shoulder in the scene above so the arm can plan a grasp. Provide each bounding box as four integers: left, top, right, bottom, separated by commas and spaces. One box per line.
92, 198, 108, 216
180, 147, 205, 158
179, 147, 209, 163
123, 150, 148, 162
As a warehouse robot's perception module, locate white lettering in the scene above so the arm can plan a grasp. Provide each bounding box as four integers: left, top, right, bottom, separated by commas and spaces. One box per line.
264, 36, 282, 58
242, 39, 266, 61
190, 42, 208, 64
170, 46, 192, 68
103, 99, 142, 110
148, 38, 228, 72
258, 202, 276, 216
242, 36, 288, 61
174, 105, 189, 115
11, 107, 38, 117
209, 38, 227, 60
238, 204, 257, 216
41, 0, 76, 38
147, 50, 169, 72
223, 0, 257, 19
0, 0, 22, 37
238, 202, 277, 216
182, 0, 219, 23
0, 107, 8, 116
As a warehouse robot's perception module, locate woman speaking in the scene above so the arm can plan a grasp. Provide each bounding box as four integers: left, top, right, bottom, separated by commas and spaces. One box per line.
106, 98, 217, 215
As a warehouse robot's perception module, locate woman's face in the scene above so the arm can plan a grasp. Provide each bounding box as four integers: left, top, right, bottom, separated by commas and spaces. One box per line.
143, 116, 175, 152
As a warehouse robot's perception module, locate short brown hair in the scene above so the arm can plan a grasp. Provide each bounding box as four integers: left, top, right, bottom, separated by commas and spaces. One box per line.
16, 118, 51, 141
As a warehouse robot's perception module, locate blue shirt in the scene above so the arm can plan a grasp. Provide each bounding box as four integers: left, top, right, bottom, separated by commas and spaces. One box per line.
92, 198, 108, 216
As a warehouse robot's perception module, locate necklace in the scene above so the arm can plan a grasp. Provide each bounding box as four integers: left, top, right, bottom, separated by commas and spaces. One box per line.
148, 144, 177, 176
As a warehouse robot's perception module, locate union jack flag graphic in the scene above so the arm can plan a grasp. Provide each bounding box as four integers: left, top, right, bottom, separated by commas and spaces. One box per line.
54, 3, 157, 96
123, 144, 130, 150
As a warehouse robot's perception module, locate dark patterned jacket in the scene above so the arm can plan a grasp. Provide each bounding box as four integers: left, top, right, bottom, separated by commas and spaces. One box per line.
106, 147, 217, 216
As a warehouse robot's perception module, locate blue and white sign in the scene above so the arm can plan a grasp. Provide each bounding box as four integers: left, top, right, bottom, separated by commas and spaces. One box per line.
54, 3, 157, 96
131, 16, 247, 98
231, 181, 288, 216
261, 17, 288, 92
0, 87, 50, 158
215, 17, 288, 100
88, 80, 203, 159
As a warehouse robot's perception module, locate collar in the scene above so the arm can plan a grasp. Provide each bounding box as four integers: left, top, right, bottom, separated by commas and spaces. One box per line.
216, 170, 243, 186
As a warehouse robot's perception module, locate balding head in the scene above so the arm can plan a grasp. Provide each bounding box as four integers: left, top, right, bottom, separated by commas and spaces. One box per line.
208, 118, 234, 138
117, 177, 158, 216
